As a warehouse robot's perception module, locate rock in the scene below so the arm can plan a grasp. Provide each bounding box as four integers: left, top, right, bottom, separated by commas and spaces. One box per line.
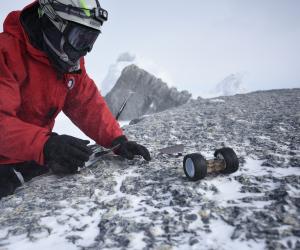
105, 64, 192, 120
184, 214, 198, 221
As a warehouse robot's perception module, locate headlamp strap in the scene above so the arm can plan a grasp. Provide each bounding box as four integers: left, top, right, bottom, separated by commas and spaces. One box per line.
38, 7, 43, 18
50, 2, 108, 23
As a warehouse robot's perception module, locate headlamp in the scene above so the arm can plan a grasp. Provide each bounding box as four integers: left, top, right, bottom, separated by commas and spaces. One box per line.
42, 0, 108, 29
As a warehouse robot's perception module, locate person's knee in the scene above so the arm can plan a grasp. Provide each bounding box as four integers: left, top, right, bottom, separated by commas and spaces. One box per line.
0, 162, 49, 199
0, 167, 22, 199
13, 161, 49, 182
0, 178, 20, 199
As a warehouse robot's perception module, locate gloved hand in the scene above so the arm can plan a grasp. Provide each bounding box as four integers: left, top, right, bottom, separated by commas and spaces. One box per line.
44, 134, 93, 174
111, 136, 151, 161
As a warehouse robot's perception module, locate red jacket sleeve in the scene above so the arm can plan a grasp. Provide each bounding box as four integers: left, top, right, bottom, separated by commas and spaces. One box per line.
0, 50, 50, 165
63, 65, 124, 148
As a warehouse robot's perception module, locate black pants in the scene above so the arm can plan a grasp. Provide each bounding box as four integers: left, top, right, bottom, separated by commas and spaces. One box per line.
0, 161, 49, 199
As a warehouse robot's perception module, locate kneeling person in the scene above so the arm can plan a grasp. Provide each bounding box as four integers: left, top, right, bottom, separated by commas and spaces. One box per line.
0, 0, 150, 199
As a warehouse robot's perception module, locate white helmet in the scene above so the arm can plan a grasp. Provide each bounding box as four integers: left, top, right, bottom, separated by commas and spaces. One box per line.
38, 0, 108, 73
39, 0, 108, 31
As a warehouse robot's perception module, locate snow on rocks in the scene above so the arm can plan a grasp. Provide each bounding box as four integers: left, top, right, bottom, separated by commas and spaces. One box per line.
0, 89, 299, 250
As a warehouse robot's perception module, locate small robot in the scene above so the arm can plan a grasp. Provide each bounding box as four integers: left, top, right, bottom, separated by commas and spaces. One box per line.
183, 147, 239, 181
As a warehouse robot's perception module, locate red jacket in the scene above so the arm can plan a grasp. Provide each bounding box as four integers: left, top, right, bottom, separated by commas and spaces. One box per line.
0, 3, 123, 166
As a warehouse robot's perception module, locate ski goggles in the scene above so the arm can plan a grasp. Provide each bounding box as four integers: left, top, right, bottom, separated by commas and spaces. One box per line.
64, 23, 100, 51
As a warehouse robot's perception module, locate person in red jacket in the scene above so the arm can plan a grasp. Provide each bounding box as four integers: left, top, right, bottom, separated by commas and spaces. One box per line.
0, 0, 151, 199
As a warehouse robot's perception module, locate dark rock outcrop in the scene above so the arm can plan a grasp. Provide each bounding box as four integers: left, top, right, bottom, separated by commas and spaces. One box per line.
105, 64, 192, 120
0, 89, 299, 249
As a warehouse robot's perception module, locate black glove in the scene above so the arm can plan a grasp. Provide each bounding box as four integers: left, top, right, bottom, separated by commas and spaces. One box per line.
111, 136, 151, 161
0, 166, 22, 199
44, 134, 93, 174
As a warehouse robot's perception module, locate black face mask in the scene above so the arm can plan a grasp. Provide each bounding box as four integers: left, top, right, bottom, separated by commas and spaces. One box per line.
40, 15, 99, 74
43, 39, 86, 74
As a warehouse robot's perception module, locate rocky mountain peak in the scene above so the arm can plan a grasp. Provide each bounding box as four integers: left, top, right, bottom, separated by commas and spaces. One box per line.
212, 73, 248, 97
105, 64, 192, 121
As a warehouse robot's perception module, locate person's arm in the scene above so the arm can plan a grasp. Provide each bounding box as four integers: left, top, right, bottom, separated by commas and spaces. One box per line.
63, 61, 151, 161
63, 63, 123, 148
0, 50, 50, 165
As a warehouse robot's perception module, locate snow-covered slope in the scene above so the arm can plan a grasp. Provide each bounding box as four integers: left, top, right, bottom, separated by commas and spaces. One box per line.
0, 89, 299, 250
53, 113, 93, 142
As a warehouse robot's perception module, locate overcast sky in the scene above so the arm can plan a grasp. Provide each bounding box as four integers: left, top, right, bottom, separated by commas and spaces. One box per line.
1, 0, 300, 97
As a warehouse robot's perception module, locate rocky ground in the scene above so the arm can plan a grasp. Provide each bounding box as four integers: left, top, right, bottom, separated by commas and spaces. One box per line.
0, 89, 299, 250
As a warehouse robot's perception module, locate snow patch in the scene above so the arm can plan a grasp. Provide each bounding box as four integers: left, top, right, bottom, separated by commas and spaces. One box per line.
209, 98, 225, 103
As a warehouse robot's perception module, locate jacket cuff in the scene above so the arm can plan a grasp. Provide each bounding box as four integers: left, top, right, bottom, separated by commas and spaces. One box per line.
111, 135, 127, 147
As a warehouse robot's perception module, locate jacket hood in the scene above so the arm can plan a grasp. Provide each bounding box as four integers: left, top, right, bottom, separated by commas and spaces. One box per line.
3, 1, 49, 62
